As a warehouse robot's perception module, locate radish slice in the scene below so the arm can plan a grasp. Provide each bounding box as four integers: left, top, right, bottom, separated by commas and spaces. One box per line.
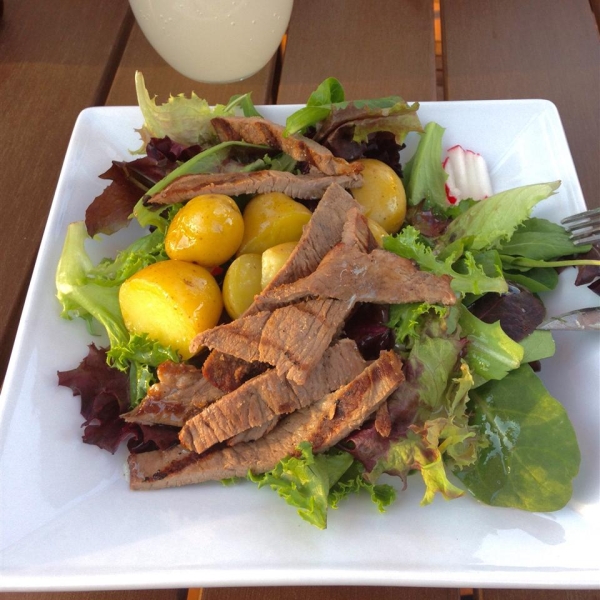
443, 145, 493, 204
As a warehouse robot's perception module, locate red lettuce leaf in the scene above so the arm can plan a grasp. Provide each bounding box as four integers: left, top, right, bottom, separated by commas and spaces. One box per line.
84, 136, 202, 237
342, 369, 421, 474
57, 344, 179, 454
467, 283, 545, 342
343, 303, 394, 360
405, 201, 450, 238
85, 162, 145, 237
574, 244, 600, 295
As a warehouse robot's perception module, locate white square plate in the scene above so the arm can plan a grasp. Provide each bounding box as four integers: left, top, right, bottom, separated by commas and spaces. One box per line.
1, 101, 599, 591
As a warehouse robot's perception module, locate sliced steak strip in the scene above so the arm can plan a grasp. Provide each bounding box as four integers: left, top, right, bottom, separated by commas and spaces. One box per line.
122, 361, 223, 427
190, 310, 269, 360
340, 206, 378, 253
226, 417, 280, 446
245, 183, 363, 315
129, 349, 404, 490
191, 186, 370, 395
211, 117, 363, 177
258, 297, 355, 384
194, 297, 355, 386
148, 170, 363, 205
201, 351, 268, 393
179, 339, 366, 454
254, 244, 456, 311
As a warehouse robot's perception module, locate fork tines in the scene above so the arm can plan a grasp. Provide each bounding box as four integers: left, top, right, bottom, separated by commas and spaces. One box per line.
561, 208, 600, 246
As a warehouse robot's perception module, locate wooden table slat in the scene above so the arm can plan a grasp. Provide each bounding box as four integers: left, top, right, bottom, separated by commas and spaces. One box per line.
0, 0, 134, 384
480, 590, 600, 600
0, 591, 186, 600
441, 0, 600, 208
278, 0, 437, 103
197, 586, 462, 600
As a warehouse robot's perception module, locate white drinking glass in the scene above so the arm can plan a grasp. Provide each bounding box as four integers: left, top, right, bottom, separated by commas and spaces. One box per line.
128, 0, 294, 83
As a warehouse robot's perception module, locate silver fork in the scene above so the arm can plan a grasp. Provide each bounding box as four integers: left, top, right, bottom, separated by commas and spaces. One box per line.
561, 207, 600, 245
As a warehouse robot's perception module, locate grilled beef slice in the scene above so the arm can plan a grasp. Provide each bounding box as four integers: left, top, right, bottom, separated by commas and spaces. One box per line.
178, 339, 366, 454
257, 184, 364, 298
194, 184, 364, 389
129, 349, 404, 490
122, 361, 223, 427
211, 117, 363, 177
201, 351, 268, 393
257, 297, 355, 384
190, 310, 270, 360
226, 417, 280, 446
340, 206, 378, 253
193, 297, 354, 386
254, 243, 457, 311
148, 170, 363, 205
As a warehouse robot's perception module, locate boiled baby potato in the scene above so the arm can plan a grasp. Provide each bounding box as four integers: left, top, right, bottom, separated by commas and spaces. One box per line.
222, 253, 262, 319
261, 241, 297, 289
367, 218, 388, 248
119, 260, 222, 360
165, 194, 244, 267
237, 192, 311, 255
351, 158, 407, 233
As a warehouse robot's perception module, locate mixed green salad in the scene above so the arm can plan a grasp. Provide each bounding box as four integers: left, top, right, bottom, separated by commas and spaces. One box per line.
56, 74, 599, 529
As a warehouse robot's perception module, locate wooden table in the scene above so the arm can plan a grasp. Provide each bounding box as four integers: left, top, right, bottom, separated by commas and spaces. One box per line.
0, 1, 598, 599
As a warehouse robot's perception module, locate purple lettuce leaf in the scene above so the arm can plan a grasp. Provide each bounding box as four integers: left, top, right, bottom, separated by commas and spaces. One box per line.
58, 344, 179, 454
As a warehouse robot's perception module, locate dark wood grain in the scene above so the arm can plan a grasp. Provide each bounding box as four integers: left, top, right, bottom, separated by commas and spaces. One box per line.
277, 0, 437, 102
105, 20, 277, 106
0, 592, 186, 600
197, 587, 462, 600
480, 590, 600, 600
441, 0, 600, 208
0, 0, 133, 383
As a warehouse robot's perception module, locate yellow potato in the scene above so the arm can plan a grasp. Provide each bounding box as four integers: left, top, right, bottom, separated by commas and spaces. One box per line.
237, 192, 311, 255
119, 260, 222, 359
222, 253, 262, 319
261, 241, 297, 289
165, 194, 244, 267
351, 158, 407, 233
367, 218, 388, 248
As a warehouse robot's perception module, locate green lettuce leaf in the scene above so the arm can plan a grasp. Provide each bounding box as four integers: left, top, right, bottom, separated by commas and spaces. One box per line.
498, 217, 591, 260
56, 221, 178, 404
387, 302, 448, 346
250, 443, 398, 529
283, 77, 345, 136
458, 305, 524, 384
505, 267, 559, 293
134, 71, 237, 149
226, 92, 263, 118
350, 102, 422, 145
56, 222, 129, 347
249, 442, 354, 529
368, 419, 468, 505
88, 227, 168, 286
456, 365, 580, 511
384, 226, 507, 296
328, 460, 396, 511
107, 333, 179, 405
368, 308, 481, 504
410, 333, 464, 412
283, 77, 421, 140
438, 181, 561, 251
519, 330, 556, 363
500, 254, 600, 271
403, 121, 448, 209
